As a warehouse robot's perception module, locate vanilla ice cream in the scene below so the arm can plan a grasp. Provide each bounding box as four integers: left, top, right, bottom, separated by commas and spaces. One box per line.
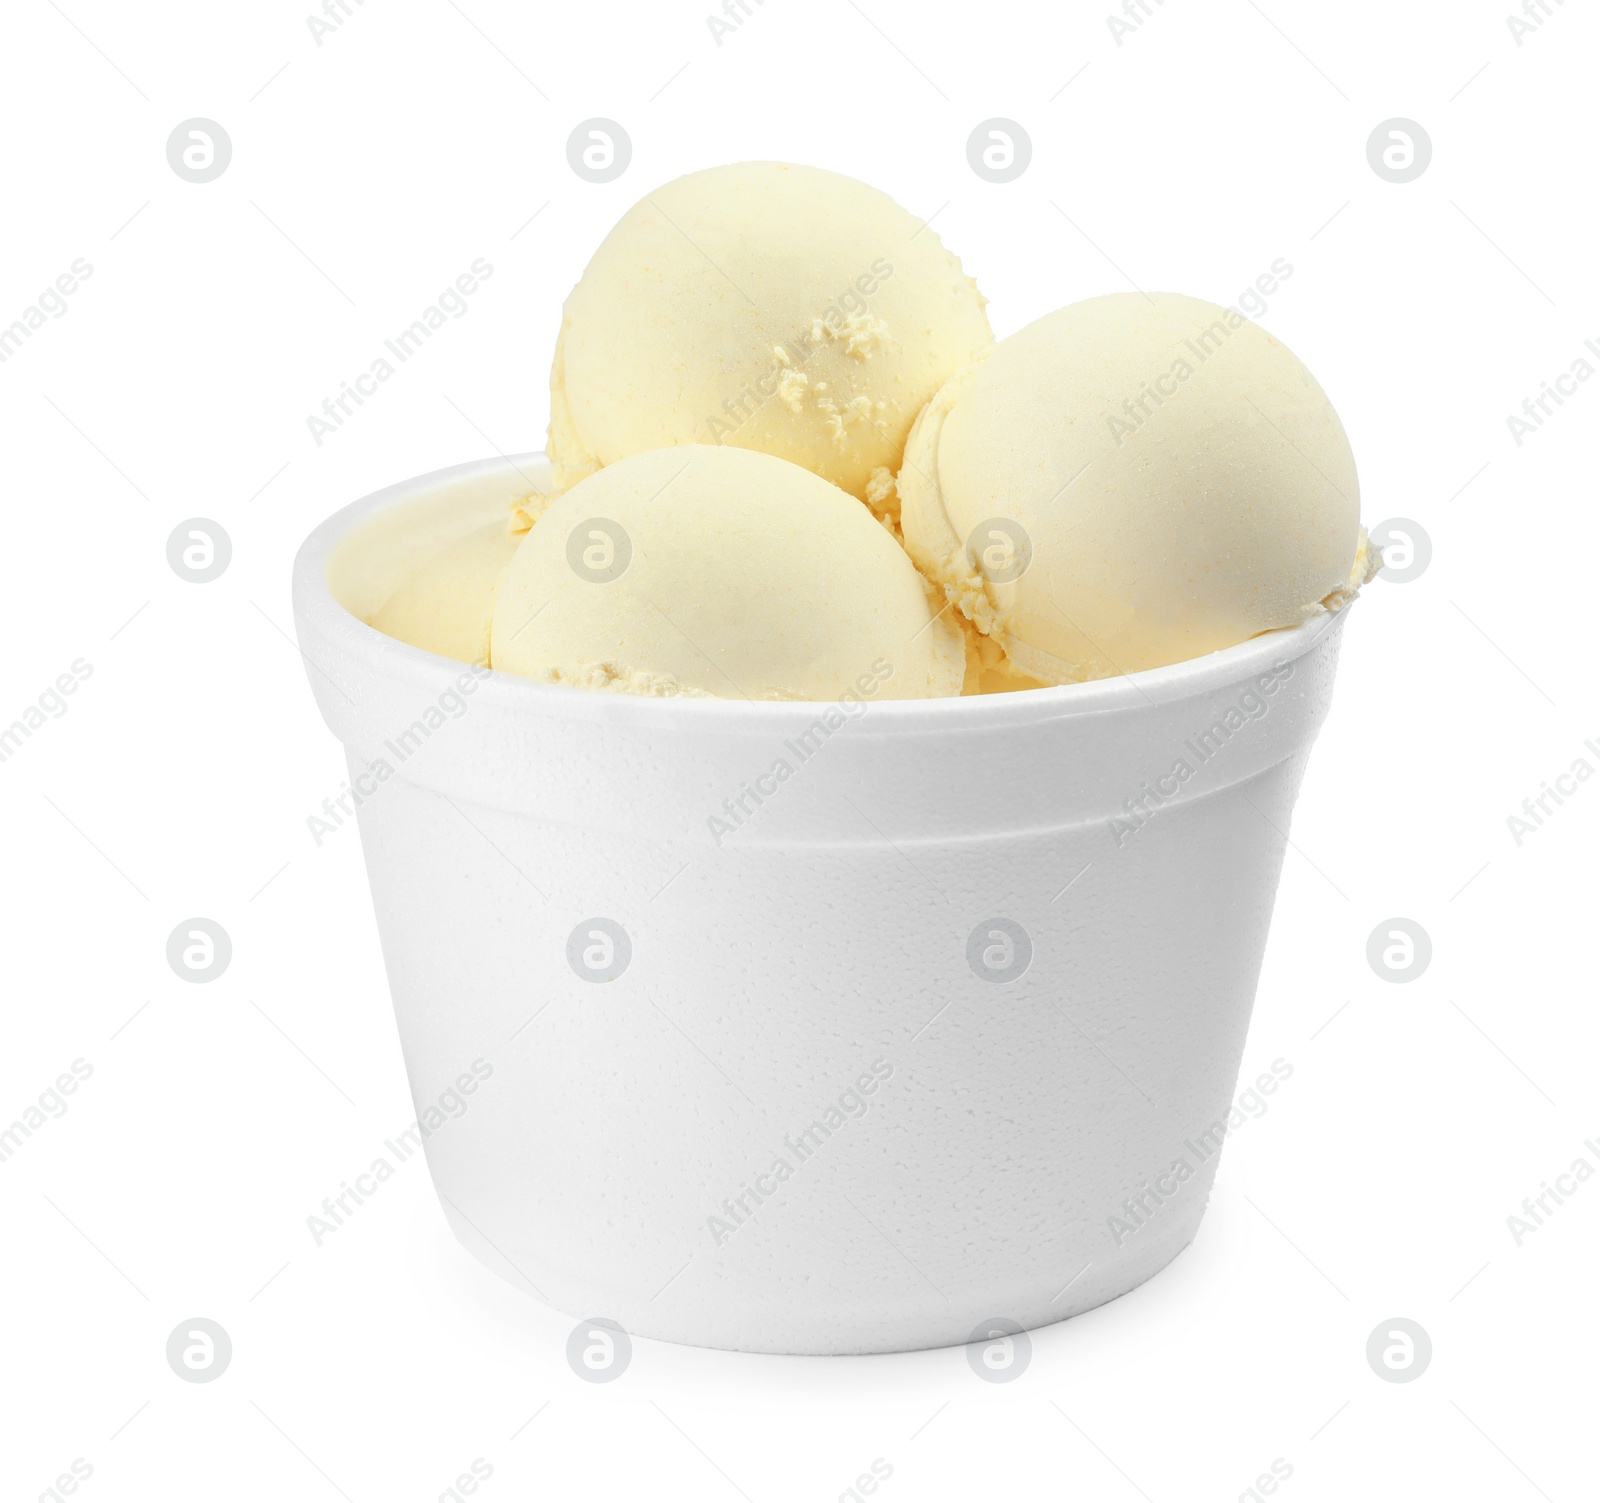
899, 291, 1371, 683
367, 521, 521, 665
491, 446, 964, 700
547, 162, 993, 519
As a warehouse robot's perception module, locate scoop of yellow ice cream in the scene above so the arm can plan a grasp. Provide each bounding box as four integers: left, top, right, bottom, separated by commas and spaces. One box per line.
900, 291, 1367, 683
367, 521, 520, 666
548, 161, 993, 514
491, 446, 965, 700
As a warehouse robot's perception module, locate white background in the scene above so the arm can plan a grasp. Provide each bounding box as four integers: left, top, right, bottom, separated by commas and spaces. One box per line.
2, 0, 1597, 1498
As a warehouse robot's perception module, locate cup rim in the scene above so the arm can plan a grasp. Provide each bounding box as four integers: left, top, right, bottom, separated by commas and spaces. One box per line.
293, 451, 1350, 736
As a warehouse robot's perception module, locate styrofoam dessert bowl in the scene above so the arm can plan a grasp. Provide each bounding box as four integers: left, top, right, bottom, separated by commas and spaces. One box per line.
292, 452, 1353, 1356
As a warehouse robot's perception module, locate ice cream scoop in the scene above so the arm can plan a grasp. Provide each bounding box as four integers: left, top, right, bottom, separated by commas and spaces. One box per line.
367, 520, 521, 666
491, 445, 965, 700
899, 291, 1371, 683
547, 161, 993, 518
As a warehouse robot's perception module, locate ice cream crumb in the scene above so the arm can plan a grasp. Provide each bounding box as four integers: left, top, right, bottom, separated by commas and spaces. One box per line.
776, 368, 809, 413
508, 489, 556, 535
532, 662, 713, 698
865, 465, 900, 529
811, 310, 891, 358
938, 561, 1007, 639
1315, 526, 1382, 615
816, 393, 884, 449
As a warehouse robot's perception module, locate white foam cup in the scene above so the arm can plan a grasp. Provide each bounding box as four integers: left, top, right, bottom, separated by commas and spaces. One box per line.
293, 453, 1354, 1355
